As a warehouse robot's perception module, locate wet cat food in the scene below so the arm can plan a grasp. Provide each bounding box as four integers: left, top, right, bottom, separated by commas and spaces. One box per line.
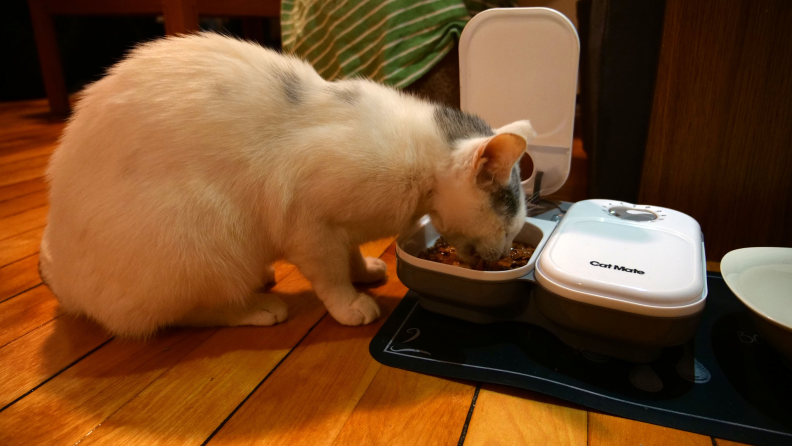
418, 237, 535, 271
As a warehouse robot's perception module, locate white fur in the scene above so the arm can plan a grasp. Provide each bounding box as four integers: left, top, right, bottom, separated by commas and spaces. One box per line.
40, 33, 534, 337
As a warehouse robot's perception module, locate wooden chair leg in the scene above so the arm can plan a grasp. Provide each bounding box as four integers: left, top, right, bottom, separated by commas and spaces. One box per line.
163, 0, 200, 35
27, 0, 70, 116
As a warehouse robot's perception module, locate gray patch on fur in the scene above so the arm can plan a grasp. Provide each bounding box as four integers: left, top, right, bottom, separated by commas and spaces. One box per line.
490, 166, 522, 218
278, 70, 302, 104
331, 85, 359, 105
213, 83, 229, 97
434, 106, 493, 144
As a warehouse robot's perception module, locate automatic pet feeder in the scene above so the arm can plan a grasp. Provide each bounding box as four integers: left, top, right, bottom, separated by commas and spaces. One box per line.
395, 8, 708, 363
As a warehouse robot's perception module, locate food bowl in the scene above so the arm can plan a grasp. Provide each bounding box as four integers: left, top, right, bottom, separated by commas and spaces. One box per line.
721, 247, 792, 365
395, 215, 557, 323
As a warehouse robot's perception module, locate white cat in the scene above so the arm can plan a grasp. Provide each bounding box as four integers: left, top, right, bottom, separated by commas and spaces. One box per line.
39, 33, 536, 337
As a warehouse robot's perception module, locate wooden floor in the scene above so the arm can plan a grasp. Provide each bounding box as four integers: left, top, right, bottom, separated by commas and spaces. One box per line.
0, 98, 743, 446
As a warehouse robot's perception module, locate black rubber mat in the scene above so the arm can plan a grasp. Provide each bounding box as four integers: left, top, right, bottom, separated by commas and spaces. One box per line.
370, 273, 792, 446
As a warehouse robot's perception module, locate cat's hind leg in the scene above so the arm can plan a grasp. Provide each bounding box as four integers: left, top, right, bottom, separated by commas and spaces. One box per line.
177, 292, 287, 328
349, 246, 387, 284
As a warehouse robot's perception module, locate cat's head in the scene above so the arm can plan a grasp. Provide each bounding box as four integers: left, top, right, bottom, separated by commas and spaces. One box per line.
430, 111, 536, 264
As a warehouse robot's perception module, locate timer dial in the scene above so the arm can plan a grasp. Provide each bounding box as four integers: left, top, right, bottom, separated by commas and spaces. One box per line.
601, 202, 669, 223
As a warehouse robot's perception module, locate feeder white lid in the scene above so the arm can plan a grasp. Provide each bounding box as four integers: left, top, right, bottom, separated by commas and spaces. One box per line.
535, 199, 708, 317
459, 7, 579, 196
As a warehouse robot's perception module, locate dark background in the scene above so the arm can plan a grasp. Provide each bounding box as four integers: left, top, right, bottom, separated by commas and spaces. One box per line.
0, 0, 279, 102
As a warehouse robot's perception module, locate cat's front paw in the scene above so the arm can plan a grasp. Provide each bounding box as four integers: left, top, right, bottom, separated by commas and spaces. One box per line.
329, 293, 381, 326
351, 257, 387, 284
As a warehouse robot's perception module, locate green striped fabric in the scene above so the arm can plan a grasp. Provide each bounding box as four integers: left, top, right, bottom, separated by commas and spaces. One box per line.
281, 0, 516, 88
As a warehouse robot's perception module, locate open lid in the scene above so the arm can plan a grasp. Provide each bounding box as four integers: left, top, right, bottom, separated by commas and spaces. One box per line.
459, 8, 579, 197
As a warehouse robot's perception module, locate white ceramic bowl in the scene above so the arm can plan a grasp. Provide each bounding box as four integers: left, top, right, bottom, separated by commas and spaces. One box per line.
721, 247, 792, 364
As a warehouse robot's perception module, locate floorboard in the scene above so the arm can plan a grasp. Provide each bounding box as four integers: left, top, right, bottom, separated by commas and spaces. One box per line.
0, 227, 44, 268
0, 285, 61, 348
0, 329, 215, 445
464, 384, 588, 446
0, 205, 48, 240
588, 412, 712, 446
0, 155, 50, 187
0, 143, 55, 165
0, 315, 109, 409
0, 192, 48, 219
0, 178, 48, 202
0, 254, 41, 303
331, 366, 476, 446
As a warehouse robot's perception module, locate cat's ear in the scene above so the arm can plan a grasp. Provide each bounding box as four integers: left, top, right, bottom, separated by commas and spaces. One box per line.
473, 120, 535, 185
495, 120, 536, 143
